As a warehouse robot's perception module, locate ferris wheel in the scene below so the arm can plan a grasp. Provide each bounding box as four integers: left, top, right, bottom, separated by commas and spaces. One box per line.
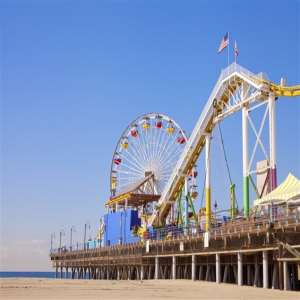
110, 113, 188, 197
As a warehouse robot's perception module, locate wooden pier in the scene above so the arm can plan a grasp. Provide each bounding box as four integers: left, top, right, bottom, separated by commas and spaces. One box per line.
50, 214, 300, 291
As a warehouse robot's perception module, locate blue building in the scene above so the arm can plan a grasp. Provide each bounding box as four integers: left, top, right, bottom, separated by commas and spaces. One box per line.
104, 209, 141, 246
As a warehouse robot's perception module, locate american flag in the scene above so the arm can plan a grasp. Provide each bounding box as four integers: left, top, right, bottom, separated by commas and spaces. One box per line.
218, 32, 229, 53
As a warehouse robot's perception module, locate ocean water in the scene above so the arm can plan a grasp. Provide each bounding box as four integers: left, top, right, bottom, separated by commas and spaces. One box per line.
0, 272, 55, 278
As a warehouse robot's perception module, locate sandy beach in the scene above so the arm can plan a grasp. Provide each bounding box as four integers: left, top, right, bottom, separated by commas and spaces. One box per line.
0, 278, 299, 300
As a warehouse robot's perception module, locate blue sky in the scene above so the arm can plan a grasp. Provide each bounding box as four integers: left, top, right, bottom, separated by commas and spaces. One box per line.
1, 0, 299, 271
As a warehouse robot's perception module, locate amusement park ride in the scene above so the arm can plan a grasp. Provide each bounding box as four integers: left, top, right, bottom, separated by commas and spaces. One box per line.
103, 63, 300, 240
51, 63, 300, 290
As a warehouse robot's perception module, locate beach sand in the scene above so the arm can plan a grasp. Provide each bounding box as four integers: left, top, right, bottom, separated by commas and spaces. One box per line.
0, 278, 299, 300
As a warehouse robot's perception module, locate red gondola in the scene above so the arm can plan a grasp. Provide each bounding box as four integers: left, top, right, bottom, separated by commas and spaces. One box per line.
177, 136, 186, 144
155, 120, 163, 128
131, 129, 138, 137
130, 125, 138, 137
155, 115, 163, 128
113, 157, 122, 165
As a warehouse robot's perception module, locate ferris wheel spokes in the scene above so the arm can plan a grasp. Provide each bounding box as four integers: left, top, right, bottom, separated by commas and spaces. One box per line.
110, 113, 188, 197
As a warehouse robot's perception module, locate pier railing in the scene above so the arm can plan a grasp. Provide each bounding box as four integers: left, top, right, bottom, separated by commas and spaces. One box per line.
50, 207, 300, 255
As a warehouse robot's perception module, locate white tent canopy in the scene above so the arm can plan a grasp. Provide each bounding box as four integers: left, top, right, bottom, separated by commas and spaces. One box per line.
253, 173, 300, 206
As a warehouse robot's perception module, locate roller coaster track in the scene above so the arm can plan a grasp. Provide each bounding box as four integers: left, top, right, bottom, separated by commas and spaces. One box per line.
247, 75, 300, 97
149, 63, 299, 227
269, 83, 300, 97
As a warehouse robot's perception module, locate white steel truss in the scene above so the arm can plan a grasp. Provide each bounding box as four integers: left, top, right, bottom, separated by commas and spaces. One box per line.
148, 63, 278, 226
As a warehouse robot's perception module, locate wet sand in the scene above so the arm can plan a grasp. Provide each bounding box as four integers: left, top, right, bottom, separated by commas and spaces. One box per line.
0, 278, 299, 300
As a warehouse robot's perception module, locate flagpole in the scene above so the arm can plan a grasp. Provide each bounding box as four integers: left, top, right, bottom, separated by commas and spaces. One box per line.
234, 40, 238, 64
227, 32, 230, 66
234, 42, 236, 63
234, 44, 237, 63
233, 41, 236, 63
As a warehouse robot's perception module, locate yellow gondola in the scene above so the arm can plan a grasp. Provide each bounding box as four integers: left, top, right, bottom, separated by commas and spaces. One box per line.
121, 138, 129, 149
142, 118, 150, 130
142, 122, 150, 129
166, 121, 175, 134
111, 176, 117, 190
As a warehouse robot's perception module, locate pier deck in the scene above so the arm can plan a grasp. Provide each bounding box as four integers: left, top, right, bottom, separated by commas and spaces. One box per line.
51, 214, 300, 291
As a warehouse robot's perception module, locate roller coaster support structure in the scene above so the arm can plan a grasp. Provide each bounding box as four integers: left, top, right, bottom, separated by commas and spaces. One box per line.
183, 177, 189, 234
242, 93, 250, 218
269, 93, 277, 190
205, 133, 211, 231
